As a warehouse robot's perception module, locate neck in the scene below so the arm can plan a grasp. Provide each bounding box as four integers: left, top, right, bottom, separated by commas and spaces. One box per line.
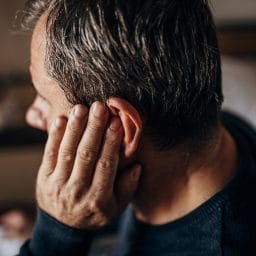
133, 126, 237, 224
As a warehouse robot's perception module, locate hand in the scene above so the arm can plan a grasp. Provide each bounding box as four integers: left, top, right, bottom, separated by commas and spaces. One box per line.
36, 102, 141, 230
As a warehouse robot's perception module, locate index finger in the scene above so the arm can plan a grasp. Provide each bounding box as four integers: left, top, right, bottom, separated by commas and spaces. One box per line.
39, 117, 67, 177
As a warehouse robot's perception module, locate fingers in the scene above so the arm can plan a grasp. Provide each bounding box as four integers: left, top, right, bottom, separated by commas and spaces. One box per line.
68, 102, 109, 186
35, 101, 141, 230
39, 117, 67, 177
53, 105, 89, 180
89, 117, 123, 196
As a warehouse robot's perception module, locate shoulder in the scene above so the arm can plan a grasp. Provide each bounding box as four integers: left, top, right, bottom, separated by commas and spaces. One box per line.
220, 111, 256, 250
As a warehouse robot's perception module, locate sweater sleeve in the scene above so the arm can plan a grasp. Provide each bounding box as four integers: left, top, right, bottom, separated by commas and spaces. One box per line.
18, 208, 95, 256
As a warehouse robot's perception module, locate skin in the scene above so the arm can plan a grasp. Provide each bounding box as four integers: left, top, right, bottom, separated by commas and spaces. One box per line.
27, 13, 142, 230
26, 13, 238, 228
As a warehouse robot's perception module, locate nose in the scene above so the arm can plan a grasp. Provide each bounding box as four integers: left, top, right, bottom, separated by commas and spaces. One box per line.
25, 96, 49, 131
26, 106, 47, 131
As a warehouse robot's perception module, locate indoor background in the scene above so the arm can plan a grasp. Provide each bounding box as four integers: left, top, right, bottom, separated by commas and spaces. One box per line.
0, 0, 256, 209
0, 0, 255, 254
0, 0, 256, 211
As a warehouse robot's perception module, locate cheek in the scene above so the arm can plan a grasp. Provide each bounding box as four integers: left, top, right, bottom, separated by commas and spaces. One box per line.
26, 96, 52, 131
26, 105, 47, 131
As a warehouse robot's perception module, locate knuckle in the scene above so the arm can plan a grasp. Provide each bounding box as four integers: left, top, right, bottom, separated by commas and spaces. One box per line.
98, 157, 116, 170
59, 149, 74, 163
65, 182, 83, 199
88, 198, 105, 213
77, 148, 95, 163
44, 148, 57, 160
61, 188, 75, 202
92, 214, 108, 228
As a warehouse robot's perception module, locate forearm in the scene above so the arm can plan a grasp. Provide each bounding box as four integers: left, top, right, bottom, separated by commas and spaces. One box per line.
18, 208, 94, 256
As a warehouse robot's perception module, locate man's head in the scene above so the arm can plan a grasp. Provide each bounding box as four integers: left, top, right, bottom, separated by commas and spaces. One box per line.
23, 0, 223, 152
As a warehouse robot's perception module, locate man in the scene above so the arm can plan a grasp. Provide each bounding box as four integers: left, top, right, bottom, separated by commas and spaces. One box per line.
18, 0, 256, 255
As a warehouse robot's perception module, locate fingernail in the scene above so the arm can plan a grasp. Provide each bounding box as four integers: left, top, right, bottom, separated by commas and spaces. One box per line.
92, 102, 106, 118
74, 105, 88, 118
110, 118, 122, 131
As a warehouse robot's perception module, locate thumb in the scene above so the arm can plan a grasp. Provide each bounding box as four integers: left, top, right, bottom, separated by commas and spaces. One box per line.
116, 164, 142, 207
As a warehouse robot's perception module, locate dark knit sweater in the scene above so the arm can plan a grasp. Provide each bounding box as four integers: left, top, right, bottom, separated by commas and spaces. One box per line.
18, 112, 256, 256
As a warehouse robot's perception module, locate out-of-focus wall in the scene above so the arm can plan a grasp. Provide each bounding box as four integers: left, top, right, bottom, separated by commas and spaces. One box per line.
212, 0, 256, 24
222, 56, 256, 128
0, 147, 43, 205
0, 0, 42, 205
0, 0, 255, 205
0, 0, 28, 75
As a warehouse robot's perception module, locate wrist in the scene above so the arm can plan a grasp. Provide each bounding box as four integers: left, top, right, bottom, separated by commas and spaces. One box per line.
29, 208, 95, 256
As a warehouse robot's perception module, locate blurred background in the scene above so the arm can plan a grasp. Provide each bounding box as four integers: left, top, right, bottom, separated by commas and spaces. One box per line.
0, 0, 255, 254
0, 0, 46, 208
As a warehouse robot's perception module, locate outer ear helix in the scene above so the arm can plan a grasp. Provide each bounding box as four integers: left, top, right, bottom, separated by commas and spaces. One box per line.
106, 98, 143, 158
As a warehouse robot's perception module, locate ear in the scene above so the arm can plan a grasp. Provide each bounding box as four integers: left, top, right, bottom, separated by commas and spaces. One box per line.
106, 97, 143, 158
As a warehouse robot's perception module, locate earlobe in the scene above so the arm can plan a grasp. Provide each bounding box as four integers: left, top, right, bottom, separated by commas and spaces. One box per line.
107, 98, 142, 158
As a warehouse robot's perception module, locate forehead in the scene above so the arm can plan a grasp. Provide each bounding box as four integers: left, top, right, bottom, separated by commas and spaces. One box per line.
30, 14, 56, 98
30, 13, 48, 73
30, 13, 72, 113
